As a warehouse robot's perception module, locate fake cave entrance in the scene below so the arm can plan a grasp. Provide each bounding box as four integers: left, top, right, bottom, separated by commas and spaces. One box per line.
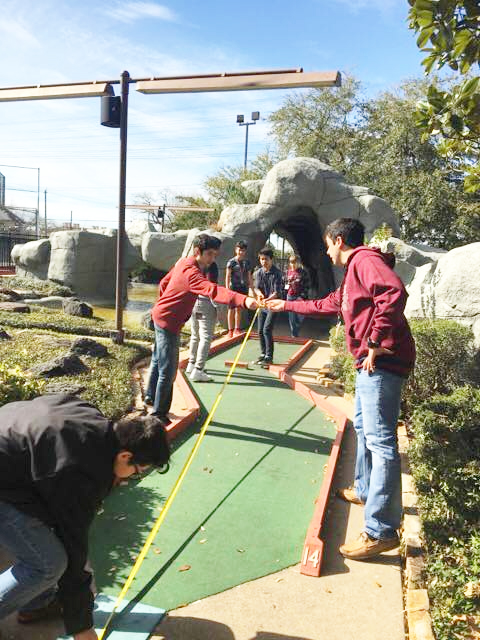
272, 207, 335, 299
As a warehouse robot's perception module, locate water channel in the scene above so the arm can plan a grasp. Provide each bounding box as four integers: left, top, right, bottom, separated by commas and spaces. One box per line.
89, 283, 158, 330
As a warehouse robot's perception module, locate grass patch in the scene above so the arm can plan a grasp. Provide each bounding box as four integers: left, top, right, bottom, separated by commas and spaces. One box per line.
0, 328, 150, 419
0, 307, 154, 342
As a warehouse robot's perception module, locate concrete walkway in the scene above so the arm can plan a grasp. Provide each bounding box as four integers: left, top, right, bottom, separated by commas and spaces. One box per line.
152, 323, 405, 640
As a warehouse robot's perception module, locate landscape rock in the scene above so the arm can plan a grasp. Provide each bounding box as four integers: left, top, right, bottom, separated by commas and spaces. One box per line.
70, 337, 109, 358
43, 382, 86, 395
30, 353, 89, 378
0, 302, 30, 313
62, 298, 94, 318
0, 288, 23, 301
0, 328, 12, 340
11, 239, 51, 280
24, 296, 67, 309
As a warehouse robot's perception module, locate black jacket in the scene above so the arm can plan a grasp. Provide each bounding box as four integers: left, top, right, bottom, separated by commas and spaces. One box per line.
0, 393, 119, 635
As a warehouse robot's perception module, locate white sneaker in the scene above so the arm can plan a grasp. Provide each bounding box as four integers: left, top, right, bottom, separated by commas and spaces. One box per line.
189, 368, 212, 382
185, 362, 195, 374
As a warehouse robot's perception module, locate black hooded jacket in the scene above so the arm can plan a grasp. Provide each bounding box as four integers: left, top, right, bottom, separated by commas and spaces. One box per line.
0, 393, 119, 635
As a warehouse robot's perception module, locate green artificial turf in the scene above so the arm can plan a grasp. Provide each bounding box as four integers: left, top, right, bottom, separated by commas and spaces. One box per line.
90, 339, 337, 612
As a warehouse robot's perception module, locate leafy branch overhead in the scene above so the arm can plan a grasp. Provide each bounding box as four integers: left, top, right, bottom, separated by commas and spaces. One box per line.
408, 0, 480, 192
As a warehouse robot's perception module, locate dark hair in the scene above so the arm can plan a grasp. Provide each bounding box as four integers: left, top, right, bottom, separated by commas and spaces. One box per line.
113, 415, 170, 469
193, 233, 222, 253
324, 218, 365, 248
236, 240, 248, 250
258, 247, 273, 260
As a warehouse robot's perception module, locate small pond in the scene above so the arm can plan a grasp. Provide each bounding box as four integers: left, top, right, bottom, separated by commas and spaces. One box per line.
89, 283, 157, 330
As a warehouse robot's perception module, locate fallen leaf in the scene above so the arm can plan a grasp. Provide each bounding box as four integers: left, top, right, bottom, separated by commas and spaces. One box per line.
325, 588, 332, 593
200, 526, 206, 531
375, 581, 382, 588
179, 564, 191, 572
236, 548, 245, 553
275, 578, 284, 583
153, 548, 162, 554
199, 539, 207, 544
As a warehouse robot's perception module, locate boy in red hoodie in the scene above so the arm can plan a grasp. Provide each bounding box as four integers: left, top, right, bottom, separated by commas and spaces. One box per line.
145, 234, 258, 425
267, 218, 415, 560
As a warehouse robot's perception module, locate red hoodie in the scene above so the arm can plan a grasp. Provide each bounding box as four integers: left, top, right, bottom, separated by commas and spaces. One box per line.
285, 246, 415, 376
152, 256, 247, 335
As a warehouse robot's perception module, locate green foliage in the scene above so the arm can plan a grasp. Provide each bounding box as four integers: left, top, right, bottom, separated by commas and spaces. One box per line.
0, 329, 149, 419
328, 324, 356, 395
408, 0, 480, 192
203, 165, 262, 207
0, 307, 153, 341
0, 276, 73, 297
267, 77, 479, 248
0, 362, 45, 405
409, 386, 480, 640
403, 318, 478, 417
167, 195, 220, 233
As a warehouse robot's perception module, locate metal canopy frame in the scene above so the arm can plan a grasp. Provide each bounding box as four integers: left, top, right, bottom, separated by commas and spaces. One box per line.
0, 68, 341, 343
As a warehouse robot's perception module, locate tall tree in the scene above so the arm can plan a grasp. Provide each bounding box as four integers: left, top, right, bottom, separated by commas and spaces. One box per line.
408, 0, 480, 192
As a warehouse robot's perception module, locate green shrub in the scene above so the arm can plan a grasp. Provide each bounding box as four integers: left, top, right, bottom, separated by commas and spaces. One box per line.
328, 324, 356, 394
410, 386, 480, 543
403, 319, 478, 418
0, 362, 45, 405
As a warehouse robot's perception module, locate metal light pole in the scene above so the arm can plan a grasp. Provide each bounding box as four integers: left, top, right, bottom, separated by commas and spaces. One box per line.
237, 111, 260, 171
114, 70, 130, 344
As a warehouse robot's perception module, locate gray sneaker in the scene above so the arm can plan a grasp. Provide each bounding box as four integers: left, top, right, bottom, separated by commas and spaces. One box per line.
190, 368, 212, 383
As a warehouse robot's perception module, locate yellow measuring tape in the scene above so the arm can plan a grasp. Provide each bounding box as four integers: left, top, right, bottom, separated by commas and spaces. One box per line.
98, 307, 260, 639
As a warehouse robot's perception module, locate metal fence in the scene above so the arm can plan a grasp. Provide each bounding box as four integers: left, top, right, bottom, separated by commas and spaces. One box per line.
0, 231, 44, 268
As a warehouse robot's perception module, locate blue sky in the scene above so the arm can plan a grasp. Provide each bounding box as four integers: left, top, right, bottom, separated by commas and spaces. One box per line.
0, 0, 424, 228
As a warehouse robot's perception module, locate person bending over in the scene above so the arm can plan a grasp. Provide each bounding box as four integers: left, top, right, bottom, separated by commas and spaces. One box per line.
0, 393, 170, 640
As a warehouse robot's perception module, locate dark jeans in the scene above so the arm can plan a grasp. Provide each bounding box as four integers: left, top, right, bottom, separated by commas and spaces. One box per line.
287, 294, 305, 338
145, 324, 179, 417
0, 501, 67, 621
258, 309, 276, 360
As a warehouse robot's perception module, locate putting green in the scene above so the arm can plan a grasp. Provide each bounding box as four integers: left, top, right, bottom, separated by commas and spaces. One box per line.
90, 339, 337, 612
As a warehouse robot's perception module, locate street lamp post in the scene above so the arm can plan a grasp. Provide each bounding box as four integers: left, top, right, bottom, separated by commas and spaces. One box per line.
237, 111, 260, 171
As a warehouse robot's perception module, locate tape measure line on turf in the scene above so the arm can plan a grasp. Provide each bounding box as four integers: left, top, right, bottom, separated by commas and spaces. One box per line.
98, 308, 259, 640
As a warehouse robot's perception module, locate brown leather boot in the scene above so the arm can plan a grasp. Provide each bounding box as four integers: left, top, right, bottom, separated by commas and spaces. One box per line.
336, 486, 365, 505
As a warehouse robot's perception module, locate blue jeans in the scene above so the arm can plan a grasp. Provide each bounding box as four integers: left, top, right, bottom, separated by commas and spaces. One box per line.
258, 309, 276, 360
353, 368, 404, 539
0, 501, 67, 620
145, 324, 180, 417
287, 295, 304, 338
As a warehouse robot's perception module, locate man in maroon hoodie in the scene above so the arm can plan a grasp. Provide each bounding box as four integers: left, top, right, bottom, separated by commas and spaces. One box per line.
145, 234, 258, 425
267, 218, 415, 560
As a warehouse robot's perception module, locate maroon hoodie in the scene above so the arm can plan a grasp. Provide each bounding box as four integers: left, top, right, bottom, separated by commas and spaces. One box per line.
285, 246, 415, 376
152, 256, 247, 335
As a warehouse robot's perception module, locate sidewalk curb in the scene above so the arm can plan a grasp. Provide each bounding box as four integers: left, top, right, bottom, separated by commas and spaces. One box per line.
398, 423, 436, 640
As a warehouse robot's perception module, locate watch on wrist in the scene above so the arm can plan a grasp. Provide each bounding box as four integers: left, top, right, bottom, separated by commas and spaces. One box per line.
367, 337, 380, 349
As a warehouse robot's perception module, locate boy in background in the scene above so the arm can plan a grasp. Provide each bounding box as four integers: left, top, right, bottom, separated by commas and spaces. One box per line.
253, 247, 283, 366
225, 240, 253, 337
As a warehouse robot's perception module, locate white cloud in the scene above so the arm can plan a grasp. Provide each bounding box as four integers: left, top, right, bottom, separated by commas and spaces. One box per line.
103, 1, 178, 24
0, 18, 39, 46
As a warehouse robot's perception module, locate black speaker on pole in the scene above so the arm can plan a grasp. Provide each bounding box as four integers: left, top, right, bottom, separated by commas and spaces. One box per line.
101, 93, 121, 128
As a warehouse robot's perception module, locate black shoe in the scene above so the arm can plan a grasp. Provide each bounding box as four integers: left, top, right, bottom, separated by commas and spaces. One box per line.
255, 355, 266, 364
143, 395, 153, 406
261, 357, 273, 368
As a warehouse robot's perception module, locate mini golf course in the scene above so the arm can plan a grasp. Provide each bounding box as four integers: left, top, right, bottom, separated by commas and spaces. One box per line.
88, 337, 340, 634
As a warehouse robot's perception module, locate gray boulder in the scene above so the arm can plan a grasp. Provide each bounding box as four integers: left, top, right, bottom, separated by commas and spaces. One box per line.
43, 382, 86, 395
30, 354, 89, 378
11, 239, 51, 280
142, 230, 190, 271
24, 296, 66, 309
241, 179, 265, 202
70, 337, 109, 358
0, 302, 30, 313
62, 298, 93, 318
